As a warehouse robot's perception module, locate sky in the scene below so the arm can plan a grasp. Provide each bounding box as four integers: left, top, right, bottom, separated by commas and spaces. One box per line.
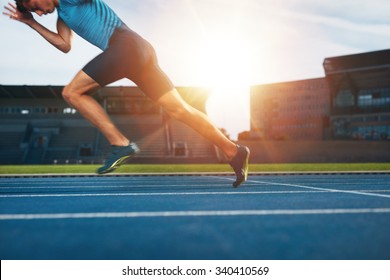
1, 0, 390, 139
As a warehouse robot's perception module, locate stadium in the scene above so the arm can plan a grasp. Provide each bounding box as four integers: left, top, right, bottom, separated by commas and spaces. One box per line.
1, 49, 390, 165
1, 48, 390, 263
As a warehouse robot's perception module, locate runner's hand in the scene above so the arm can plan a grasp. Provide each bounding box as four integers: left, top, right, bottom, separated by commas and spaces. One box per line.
3, 2, 34, 25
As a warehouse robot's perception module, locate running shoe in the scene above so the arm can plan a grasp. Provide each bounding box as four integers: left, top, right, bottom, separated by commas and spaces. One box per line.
229, 145, 250, 187
97, 142, 140, 174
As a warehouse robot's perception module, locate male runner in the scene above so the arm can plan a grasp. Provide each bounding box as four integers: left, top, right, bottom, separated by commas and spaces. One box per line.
3, 0, 250, 187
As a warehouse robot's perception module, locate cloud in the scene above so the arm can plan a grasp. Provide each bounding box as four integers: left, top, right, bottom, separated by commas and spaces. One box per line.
279, 9, 390, 36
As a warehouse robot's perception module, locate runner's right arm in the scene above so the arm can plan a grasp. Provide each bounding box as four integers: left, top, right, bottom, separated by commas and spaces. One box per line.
3, 2, 72, 53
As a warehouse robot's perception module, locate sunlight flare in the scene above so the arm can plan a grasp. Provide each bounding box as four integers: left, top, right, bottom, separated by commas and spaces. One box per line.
194, 34, 253, 139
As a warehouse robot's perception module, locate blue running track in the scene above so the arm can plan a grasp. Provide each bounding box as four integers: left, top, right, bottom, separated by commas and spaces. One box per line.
0, 173, 390, 260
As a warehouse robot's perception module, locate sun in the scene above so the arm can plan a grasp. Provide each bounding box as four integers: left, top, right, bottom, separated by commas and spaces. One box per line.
193, 34, 254, 139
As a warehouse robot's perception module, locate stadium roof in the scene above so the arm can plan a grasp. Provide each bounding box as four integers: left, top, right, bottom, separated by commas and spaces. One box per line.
323, 49, 390, 74
0, 85, 63, 99
0, 85, 145, 99
0, 85, 209, 111
323, 49, 390, 90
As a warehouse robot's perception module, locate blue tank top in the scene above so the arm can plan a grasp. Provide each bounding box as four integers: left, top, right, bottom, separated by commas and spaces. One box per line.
57, 0, 123, 50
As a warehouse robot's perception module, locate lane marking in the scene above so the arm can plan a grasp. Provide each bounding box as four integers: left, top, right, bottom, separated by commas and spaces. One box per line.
0, 190, 327, 198
0, 176, 215, 184
1, 190, 390, 198
1, 180, 389, 189
0, 183, 240, 189
213, 177, 390, 199
1, 208, 390, 220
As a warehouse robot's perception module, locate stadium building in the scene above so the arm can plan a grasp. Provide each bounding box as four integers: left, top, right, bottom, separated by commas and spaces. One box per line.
250, 78, 330, 140
244, 49, 390, 163
323, 49, 390, 141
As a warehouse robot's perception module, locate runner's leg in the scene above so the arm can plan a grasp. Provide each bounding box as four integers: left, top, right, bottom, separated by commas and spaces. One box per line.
156, 88, 238, 160
62, 70, 129, 146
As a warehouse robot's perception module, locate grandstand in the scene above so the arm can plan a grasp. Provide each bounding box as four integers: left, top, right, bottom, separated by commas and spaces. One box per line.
0, 85, 219, 164
323, 49, 390, 140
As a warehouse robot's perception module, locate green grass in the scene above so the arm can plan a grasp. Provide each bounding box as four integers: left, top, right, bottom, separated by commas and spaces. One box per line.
0, 163, 389, 175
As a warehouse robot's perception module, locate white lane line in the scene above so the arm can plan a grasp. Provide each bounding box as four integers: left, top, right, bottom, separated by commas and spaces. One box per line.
3, 180, 388, 188
1, 208, 390, 220
214, 177, 390, 199
1, 190, 390, 198
0, 177, 213, 184
0, 183, 237, 189
0, 190, 327, 198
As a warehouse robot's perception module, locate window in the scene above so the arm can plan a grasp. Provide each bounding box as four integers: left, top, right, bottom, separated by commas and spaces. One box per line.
335, 90, 354, 107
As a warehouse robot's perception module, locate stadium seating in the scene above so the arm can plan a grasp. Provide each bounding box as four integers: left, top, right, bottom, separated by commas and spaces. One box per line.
168, 119, 217, 159
0, 124, 26, 164
0, 113, 219, 164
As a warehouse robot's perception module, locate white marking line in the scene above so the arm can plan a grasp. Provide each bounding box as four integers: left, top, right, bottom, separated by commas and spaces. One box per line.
214, 176, 390, 199
1, 208, 390, 220
0, 183, 234, 189
1, 190, 390, 198
0, 177, 213, 184
0, 180, 387, 188
0, 190, 326, 198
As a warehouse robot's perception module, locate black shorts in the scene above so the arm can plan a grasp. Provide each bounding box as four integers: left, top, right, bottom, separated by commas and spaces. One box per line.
82, 25, 174, 101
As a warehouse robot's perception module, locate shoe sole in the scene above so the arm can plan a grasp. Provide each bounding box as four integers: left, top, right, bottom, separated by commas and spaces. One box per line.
233, 147, 250, 188
97, 155, 132, 175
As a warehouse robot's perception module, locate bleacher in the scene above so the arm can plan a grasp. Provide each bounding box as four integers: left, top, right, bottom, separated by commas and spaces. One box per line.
109, 115, 169, 158
0, 85, 219, 164
0, 123, 26, 164
44, 123, 98, 164
168, 119, 217, 159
